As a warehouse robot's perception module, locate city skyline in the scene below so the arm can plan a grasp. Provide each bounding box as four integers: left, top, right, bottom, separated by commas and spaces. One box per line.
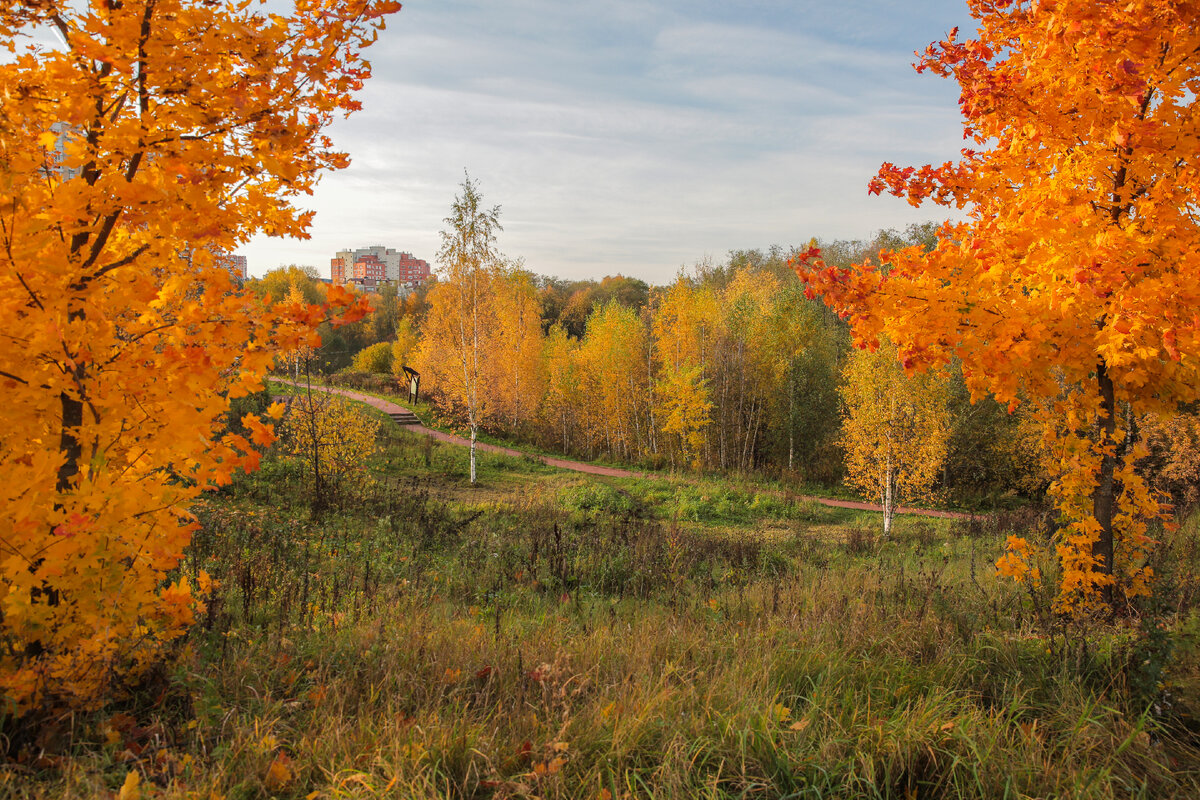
240, 1, 974, 284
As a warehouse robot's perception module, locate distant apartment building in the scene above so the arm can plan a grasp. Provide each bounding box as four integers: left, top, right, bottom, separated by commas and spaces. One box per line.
45, 122, 83, 181
179, 247, 247, 282
331, 246, 431, 290
216, 252, 248, 281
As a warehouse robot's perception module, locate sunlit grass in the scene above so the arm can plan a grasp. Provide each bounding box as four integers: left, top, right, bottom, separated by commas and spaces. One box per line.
8, 426, 1200, 799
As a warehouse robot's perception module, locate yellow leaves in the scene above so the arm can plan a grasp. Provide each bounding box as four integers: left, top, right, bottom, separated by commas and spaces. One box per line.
280, 393, 380, 500
655, 363, 712, 468
840, 338, 951, 531
118, 770, 141, 800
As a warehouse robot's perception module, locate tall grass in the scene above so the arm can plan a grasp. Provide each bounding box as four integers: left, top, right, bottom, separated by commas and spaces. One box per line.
6, 430, 1199, 799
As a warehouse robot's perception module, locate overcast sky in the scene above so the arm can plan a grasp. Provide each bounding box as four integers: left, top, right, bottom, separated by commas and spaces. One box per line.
243, 0, 975, 283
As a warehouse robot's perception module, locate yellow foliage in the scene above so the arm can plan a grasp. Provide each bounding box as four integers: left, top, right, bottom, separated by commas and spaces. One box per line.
652, 278, 718, 467
391, 317, 421, 376
576, 303, 652, 461
840, 339, 952, 536
656, 364, 712, 470
280, 393, 380, 504
118, 770, 141, 800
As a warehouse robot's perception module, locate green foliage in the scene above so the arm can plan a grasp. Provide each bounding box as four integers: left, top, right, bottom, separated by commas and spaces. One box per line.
557, 481, 640, 522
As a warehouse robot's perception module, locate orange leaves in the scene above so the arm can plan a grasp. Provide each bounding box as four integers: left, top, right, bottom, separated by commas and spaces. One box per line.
264, 751, 295, 792
0, 0, 401, 713
324, 283, 373, 326
1163, 328, 1180, 362
795, 0, 1200, 612
241, 413, 278, 448
995, 536, 1041, 585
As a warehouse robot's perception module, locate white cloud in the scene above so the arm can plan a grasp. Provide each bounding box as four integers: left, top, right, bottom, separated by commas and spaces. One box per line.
242, 0, 973, 283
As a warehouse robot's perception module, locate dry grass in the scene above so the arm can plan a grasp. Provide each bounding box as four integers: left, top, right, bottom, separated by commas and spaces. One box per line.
5, 433, 1200, 799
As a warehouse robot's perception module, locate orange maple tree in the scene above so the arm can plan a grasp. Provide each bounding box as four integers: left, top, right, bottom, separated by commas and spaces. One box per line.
0, 0, 393, 711
793, 0, 1200, 612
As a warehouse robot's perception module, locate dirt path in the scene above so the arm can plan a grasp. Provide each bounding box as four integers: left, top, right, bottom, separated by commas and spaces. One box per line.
279, 381, 976, 520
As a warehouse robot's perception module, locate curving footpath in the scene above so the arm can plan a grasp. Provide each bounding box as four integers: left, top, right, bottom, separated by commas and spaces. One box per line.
279, 380, 975, 520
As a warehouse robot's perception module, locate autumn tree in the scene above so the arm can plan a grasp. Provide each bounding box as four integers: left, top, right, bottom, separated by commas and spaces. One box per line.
711, 269, 789, 472
767, 283, 846, 481
840, 340, 952, 537
539, 324, 581, 453
794, 0, 1199, 612
576, 302, 653, 461
247, 265, 324, 304
281, 393, 380, 512
0, 0, 392, 711
415, 175, 503, 484
490, 265, 545, 435
390, 317, 420, 376
652, 278, 718, 469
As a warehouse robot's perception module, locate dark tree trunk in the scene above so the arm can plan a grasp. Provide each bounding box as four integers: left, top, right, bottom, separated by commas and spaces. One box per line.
56, 391, 84, 493
1093, 360, 1116, 609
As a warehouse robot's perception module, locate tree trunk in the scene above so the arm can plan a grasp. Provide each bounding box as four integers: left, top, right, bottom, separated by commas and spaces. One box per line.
469, 423, 477, 485
1093, 359, 1116, 607
56, 391, 84, 493
788, 367, 795, 473
882, 451, 894, 538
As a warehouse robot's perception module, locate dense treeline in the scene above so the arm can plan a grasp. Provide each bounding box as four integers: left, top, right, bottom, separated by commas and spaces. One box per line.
254, 225, 1073, 506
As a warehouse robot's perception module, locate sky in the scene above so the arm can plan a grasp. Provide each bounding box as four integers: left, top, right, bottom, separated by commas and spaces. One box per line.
243, 0, 976, 283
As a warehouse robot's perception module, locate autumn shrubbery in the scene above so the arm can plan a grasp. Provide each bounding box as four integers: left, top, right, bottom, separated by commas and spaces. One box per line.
278, 392, 382, 512
323, 370, 404, 395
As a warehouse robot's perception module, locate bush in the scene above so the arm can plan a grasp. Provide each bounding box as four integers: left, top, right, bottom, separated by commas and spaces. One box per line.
349, 342, 394, 374
557, 482, 640, 522
280, 393, 381, 511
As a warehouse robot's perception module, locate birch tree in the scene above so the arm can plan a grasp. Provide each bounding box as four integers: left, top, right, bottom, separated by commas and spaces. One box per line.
420, 175, 502, 484
840, 339, 951, 537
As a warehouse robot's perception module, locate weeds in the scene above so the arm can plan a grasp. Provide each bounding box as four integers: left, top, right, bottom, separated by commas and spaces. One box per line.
7, 431, 1200, 799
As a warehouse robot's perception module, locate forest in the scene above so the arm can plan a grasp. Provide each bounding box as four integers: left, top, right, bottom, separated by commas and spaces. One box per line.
247, 223, 1200, 519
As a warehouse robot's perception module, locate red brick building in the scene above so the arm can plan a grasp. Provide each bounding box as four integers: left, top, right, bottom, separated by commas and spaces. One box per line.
331, 246, 431, 290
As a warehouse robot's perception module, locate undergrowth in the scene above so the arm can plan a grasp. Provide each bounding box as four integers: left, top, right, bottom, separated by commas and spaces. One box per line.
5, 427, 1200, 799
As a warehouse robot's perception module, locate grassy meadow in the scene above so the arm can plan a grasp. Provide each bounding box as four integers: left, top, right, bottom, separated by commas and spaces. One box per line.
7, 417, 1200, 799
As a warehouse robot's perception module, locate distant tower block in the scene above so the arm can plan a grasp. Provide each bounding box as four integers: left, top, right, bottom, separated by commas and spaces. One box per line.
331, 246, 431, 290
216, 253, 248, 280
